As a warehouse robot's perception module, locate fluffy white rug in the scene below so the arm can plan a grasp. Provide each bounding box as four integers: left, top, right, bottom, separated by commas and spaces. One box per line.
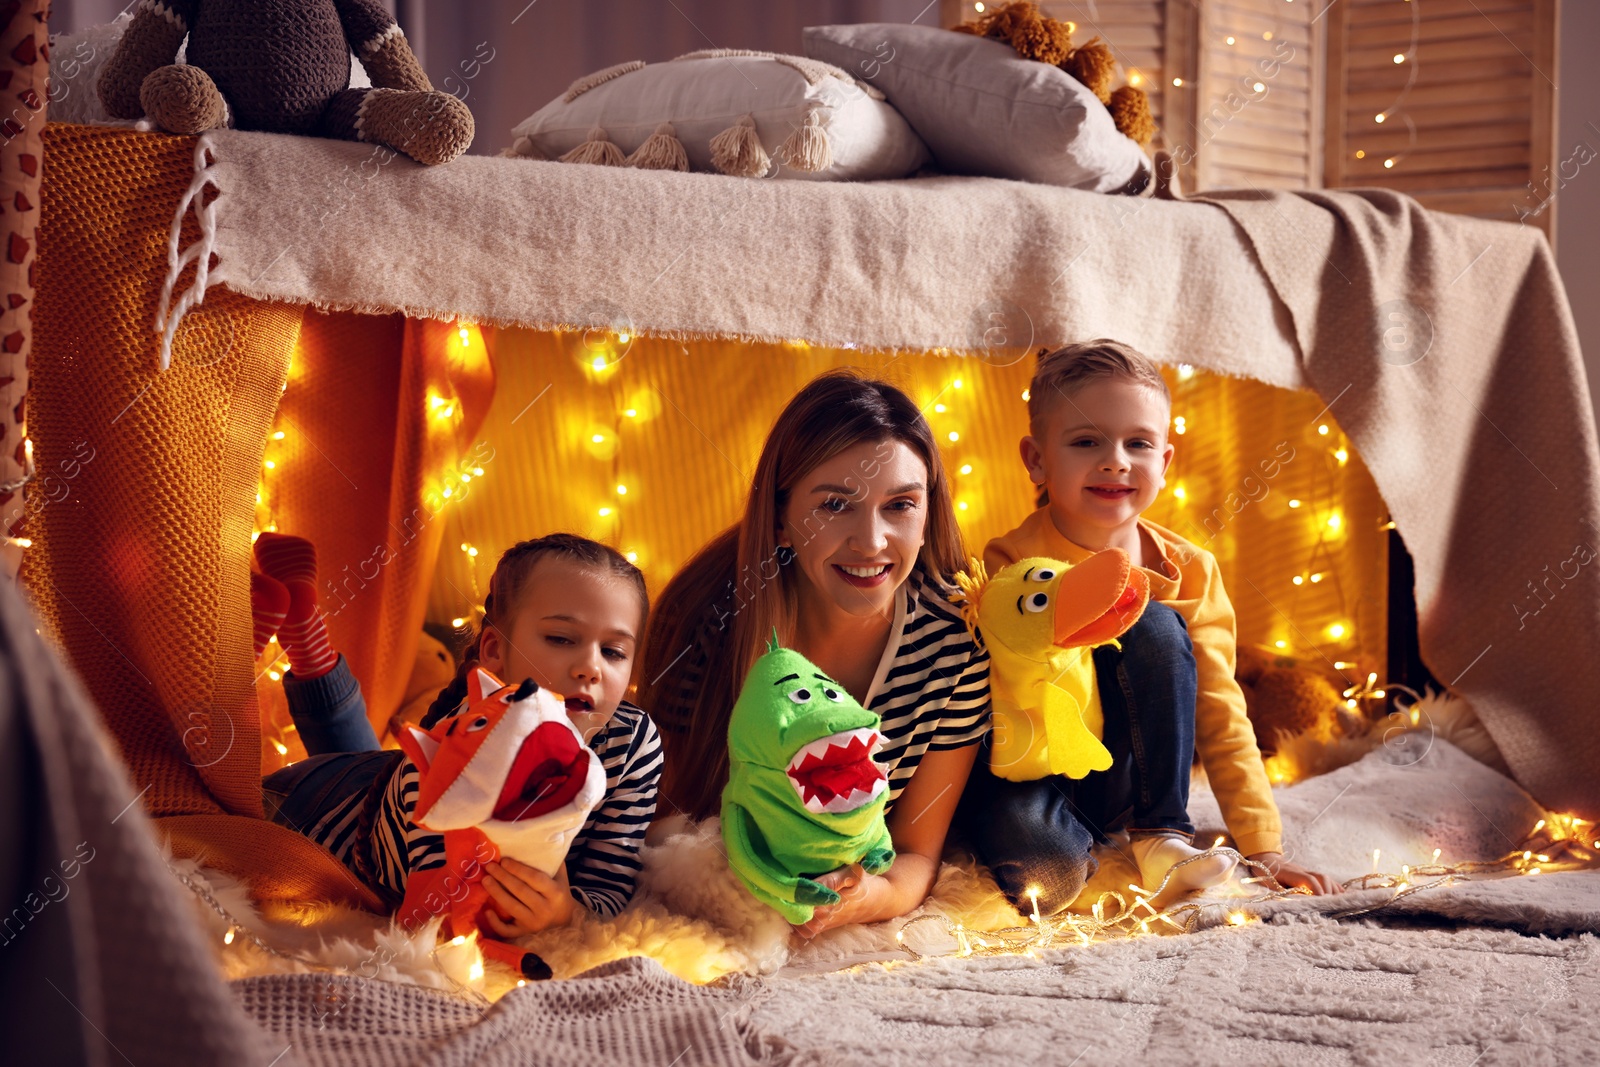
177, 693, 1597, 997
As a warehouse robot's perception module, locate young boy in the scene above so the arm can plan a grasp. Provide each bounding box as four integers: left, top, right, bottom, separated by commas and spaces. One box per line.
959, 339, 1338, 912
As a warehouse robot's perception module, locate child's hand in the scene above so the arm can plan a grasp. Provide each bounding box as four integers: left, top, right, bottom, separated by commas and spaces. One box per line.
1248, 851, 1344, 895
481, 858, 576, 936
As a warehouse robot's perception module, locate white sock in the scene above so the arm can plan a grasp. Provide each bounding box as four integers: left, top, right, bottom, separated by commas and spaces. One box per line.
1129, 834, 1236, 896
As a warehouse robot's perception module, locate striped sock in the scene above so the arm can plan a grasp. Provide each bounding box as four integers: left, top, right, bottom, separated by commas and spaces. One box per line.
249, 571, 289, 659
254, 533, 339, 680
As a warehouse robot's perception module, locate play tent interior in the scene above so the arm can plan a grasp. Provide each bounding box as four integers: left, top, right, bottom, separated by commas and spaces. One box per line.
8, 1, 1600, 1064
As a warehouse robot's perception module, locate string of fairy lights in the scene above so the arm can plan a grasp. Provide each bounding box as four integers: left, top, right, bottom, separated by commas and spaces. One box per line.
255, 321, 490, 764
897, 808, 1600, 962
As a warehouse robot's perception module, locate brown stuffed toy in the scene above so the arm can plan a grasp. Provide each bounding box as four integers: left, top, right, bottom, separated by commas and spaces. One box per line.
954, 0, 1155, 147
1235, 643, 1362, 754
96, 0, 474, 165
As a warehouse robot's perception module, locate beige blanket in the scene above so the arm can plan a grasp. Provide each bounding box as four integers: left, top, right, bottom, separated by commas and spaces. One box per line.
1193, 188, 1600, 822
180, 130, 1599, 819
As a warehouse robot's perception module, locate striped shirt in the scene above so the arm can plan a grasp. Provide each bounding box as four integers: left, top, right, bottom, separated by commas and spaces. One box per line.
305, 701, 663, 919
662, 566, 991, 812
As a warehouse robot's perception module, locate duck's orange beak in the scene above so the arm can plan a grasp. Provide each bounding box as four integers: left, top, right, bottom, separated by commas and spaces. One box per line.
1052, 549, 1151, 649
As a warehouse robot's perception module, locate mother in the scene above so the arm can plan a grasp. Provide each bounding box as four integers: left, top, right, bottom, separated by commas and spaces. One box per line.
638, 370, 989, 935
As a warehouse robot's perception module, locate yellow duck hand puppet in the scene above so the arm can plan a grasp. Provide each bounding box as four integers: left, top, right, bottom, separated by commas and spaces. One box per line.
957, 553, 1151, 781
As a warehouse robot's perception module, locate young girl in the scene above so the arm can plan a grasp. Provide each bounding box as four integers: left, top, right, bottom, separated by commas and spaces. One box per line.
256, 531, 663, 932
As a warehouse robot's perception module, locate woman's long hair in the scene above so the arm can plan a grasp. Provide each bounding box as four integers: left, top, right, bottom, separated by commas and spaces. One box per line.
637, 369, 969, 820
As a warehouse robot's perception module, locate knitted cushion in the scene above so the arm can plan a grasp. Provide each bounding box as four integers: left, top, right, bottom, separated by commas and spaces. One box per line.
505, 49, 930, 181
803, 23, 1150, 192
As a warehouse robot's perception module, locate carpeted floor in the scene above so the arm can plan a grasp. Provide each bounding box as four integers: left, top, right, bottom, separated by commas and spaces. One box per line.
747, 916, 1598, 1067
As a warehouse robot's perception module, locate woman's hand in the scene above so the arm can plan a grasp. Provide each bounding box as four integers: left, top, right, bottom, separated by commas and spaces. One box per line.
1248, 851, 1343, 895
480, 858, 577, 936
794, 863, 884, 939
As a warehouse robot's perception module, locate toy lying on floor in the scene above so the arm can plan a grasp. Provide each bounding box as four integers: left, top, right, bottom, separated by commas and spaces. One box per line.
958, 552, 1150, 780
722, 633, 895, 924
394, 668, 604, 977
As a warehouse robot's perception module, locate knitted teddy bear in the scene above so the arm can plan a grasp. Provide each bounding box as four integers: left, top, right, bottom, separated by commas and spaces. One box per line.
95, 0, 474, 165
1235, 643, 1360, 753
953, 0, 1156, 147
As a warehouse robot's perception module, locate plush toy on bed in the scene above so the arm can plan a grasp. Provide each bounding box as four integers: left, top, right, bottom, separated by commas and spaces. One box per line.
956, 553, 1150, 781
95, 0, 474, 165
394, 667, 604, 978
721, 631, 895, 924
953, 0, 1155, 147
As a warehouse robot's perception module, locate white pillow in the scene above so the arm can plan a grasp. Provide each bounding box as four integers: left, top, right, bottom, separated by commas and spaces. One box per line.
802, 23, 1149, 193
505, 49, 930, 181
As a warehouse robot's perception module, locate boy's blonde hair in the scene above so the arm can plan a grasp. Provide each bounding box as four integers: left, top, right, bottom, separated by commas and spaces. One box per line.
1027, 338, 1171, 437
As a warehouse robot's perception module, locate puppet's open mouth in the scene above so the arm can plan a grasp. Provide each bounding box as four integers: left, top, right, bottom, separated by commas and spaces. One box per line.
1060, 578, 1145, 645
490, 722, 591, 821
786, 727, 887, 815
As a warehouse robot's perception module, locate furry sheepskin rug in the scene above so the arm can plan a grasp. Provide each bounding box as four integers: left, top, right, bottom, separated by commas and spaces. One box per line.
174, 689, 1591, 998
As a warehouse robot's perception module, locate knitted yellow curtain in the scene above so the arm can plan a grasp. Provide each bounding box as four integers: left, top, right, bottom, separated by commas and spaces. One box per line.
431, 331, 1388, 685
27, 125, 494, 907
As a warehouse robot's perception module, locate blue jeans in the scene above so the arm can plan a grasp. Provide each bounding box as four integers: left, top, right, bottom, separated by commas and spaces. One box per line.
955, 601, 1199, 914
261, 654, 386, 835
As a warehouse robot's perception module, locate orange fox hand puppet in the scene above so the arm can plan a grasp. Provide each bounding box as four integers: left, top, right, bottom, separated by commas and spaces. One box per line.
394, 667, 604, 980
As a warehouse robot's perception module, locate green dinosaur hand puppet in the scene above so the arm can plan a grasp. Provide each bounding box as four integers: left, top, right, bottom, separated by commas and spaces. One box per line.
721, 631, 895, 924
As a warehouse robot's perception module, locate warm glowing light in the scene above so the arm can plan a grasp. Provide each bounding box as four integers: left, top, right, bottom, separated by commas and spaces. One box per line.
959, 464, 973, 475
1225, 35, 1236, 44
1021, 389, 1030, 402
469, 958, 485, 980
1173, 485, 1187, 502
598, 506, 612, 517
624, 408, 638, 418
268, 670, 281, 681
953, 377, 964, 389
1252, 81, 1265, 92
263, 460, 276, 470
934, 404, 947, 414
947, 431, 960, 442
1326, 622, 1348, 640
616, 484, 628, 495
1292, 575, 1304, 585
224, 928, 235, 945
272, 740, 288, 755
1327, 512, 1343, 532
974, 1, 984, 10
441, 485, 452, 499
592, 355, 607, 371
625, 551, 638, 563
1274, 640, 1287, 649
958, 501, 969, 511
1309, 572, 1324, 583
1375, 113, 1386, 124
617, 332, 631, 343
450, 936, 467, 946
1177, 363, 1195, 381
592, 433, 605, 444
1372, 848, 1381, 871
1355, 150, 1366, 159
1334, 448, 1348, 464
1128, 69, 1143, 86
1288, 498, 1301, 508
1393, 53, 1406, 64
1263, 31, 1273, 39
1228, 912, 1248, 926
1317, 424, 1330, 436
272, 430, 286, 440
1172, 77, 1184, 86
1384, 158, 1396, 169
451, 617, 466, 628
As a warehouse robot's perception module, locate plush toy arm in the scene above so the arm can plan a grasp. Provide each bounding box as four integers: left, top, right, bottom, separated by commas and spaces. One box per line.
95, 0, 199, 119
331, 0, 433, 92
722, 802, 838, 924
859, 823, 897, 875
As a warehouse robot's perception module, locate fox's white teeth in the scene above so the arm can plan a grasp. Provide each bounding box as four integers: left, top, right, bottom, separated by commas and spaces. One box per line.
839, 564, 890, 578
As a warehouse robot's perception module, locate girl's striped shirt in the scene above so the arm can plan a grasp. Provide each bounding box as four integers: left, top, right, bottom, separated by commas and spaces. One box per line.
305, 701, 662, 918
